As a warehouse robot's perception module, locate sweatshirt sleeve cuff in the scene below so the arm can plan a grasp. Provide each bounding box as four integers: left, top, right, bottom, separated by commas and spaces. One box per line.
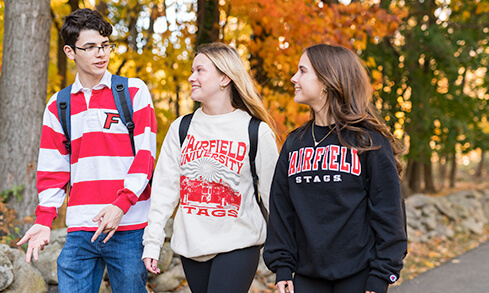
34, 206, 57, 228
142, 243, 161, 261
366, 275, 389, 293
275, 267, 293, 284
113, 188, 138, 214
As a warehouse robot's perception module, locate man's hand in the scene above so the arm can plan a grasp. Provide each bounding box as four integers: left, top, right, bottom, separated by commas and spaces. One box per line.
143, 258, 161, 274
91, 205, 124, 243
276, 280, 294, 293
17, 224, 51, 263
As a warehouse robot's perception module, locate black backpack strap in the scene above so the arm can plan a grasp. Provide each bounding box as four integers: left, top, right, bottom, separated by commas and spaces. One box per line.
57, 85, 73, 153
111, 75, 135, 156
248, 117, 268, 222
179, 113, 194, 147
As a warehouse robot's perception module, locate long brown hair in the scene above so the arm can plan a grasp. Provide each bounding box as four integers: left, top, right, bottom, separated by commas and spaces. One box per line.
196, 43, 279, 141
303, 44, 403, 175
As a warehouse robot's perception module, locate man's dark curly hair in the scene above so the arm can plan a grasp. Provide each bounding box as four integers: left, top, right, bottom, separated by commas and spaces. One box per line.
61, 8, 112, 47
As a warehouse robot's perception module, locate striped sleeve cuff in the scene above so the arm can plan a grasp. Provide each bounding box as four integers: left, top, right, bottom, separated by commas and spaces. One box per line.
113, 188, 138, 213
34, 206, 57, 228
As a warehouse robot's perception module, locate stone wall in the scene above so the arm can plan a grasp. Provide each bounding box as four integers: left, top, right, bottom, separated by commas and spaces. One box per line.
1, 188, 489, 292
405, 188, 489, 243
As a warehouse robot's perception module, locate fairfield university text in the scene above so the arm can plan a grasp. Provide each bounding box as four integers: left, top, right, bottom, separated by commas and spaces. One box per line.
181, 135, 247, 174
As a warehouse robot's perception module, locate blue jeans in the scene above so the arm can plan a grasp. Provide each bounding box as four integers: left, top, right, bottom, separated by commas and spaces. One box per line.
57, 229, 147, 293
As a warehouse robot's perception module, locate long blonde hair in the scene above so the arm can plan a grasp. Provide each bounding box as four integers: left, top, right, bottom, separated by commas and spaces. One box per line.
196, 43, 279, 141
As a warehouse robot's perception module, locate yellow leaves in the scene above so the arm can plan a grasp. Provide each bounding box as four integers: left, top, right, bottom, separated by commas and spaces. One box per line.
480, 121, 489, 134
371, 69, 383, 84
395, 111, 405, 119
50, 0, 68, 6
475, 1, 489, 14
462, 10, 471, 21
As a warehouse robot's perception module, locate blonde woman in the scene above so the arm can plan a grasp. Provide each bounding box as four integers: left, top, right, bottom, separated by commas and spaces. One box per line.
142, 43, 279, 293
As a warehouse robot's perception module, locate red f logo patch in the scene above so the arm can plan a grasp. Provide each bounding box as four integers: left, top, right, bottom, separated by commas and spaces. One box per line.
104, 112, 120, 129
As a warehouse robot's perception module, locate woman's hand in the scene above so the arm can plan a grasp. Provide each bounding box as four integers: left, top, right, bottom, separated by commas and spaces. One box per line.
143, 257, 161, 274
276, 280, 294, 293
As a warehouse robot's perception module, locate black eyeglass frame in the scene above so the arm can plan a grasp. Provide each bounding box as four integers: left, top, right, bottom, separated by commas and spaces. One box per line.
69, 43, 116, 53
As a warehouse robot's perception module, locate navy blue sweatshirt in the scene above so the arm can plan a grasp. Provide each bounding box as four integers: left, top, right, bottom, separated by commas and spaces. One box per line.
263, 123, 407, 293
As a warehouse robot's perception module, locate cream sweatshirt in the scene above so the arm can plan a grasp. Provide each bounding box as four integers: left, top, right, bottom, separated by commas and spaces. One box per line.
142, 108, 278, 261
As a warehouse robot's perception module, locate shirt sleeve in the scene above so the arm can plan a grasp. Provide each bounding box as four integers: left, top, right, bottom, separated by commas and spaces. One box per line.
256, 123, 279, 213
112, 79, 157, 213
35, 94, 70, 228
365, 134, 407, 292
142, 118, 182, 260
263, 137, 297, 283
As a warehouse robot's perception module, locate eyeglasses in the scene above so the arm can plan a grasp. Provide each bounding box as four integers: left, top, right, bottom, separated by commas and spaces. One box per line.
70, 43, 116, 54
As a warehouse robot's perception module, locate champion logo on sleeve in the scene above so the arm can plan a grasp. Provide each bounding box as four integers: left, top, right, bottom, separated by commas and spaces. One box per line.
389, 274, 398, 282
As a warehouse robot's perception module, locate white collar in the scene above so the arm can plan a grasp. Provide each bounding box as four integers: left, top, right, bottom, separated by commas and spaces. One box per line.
71, 70, 112, 93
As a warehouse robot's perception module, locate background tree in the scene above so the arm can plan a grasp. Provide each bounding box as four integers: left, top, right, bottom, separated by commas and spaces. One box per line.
2, 0, 487, 228
224, 0, 406, 138
51, 0, 79, 89
51, 0, 195, 151
195, 0, 219, 47
364, 0, 489, 194
0, 0, 52, 222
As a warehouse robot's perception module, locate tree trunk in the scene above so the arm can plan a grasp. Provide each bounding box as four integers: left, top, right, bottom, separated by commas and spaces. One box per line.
0, 0, 52, 222
423, 158, 436, 193
193, 0, 219, 111
475, 148, 485, 183
438, 152, 447, 189
95, 0, 108, 16
175, 83, 181, 117
54, 0, 79, 89
57, 31, 68, 89
407, 159, 422, 193
400, 179, 410, 198
69, 0, 79, 12
449, 151, 457, 188
196, 0, 220, 48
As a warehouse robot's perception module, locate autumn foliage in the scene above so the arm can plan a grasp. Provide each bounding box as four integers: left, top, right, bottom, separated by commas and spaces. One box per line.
226, 0, 407, 139
9, 0, 489, 191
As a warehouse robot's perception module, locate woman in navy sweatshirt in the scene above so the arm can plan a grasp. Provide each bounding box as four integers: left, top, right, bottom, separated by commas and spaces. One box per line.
263, 44, 407, 293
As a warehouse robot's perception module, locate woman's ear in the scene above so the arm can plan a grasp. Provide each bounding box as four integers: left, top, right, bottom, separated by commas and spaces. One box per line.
64, 45, 75, 60
220, 75, 232, 88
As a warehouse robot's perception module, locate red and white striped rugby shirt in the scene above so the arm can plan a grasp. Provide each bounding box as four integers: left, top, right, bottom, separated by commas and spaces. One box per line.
35, 71, 157, 232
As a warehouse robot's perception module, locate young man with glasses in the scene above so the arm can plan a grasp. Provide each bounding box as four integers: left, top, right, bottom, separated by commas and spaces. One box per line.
17, 8, 156, 293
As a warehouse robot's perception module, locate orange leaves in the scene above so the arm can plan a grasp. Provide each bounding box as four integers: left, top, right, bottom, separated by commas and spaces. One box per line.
475, 1, 489, 15
0, 201, 21, 246
230, 0, 406, 77
225, 0, 405, 131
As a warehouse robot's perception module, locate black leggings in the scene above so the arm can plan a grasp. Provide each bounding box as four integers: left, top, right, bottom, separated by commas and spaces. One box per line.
180, 246, 260, 293
294, 267, 370, 293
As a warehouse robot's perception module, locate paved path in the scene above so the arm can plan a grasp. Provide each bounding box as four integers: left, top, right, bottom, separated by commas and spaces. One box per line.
390, 240, 489, 293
